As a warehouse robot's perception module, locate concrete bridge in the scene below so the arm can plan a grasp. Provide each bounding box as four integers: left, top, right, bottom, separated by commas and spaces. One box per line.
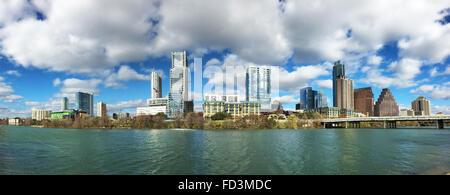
321, 116, 450, 129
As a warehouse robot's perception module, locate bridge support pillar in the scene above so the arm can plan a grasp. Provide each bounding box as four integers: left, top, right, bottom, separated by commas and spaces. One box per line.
345, 121, 348, 128
383, 121, 386, 129
436, 120, 444, 129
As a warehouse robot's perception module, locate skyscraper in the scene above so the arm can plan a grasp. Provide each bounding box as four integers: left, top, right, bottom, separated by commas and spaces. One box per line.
335, 75, 354, 109
411, 96, 431, 116
246, 66, 271, 111
300, 87, 327, 110
315, 91, 328, 108
151, 71, 162, 99
299, 87, 315, 110
333, 60, 345, 107
75, 92, 94, 116
167, 51, 189, 118
97, 101, 107, 118
61, 97, 69, 111
354, 87, 374, 116
374, 88, 399, 116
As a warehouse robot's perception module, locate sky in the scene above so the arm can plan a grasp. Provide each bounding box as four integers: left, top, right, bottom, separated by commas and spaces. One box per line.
0, 0, 449, 118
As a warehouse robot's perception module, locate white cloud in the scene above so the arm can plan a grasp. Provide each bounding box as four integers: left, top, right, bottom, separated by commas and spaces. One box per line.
0, 77, 23, 102
430, 65, 450, 77
432, 105, 450, 115
367, 55, 382, 66
54, 78, 101, 99
410, 83, 450, 100
107, 99, 146, 113
5, 70, 21, 76
0, 0, 449, 76
314, 79, 333, 89
53, 78, 61, 86
362, 58, 424, 88
105, 65, 150, 89
272, 95, 298, 105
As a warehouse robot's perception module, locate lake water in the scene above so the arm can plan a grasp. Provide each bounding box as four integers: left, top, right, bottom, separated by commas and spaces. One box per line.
0, 126, 449, 175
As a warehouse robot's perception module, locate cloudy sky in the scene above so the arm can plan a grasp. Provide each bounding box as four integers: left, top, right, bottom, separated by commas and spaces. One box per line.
0, 0, 449, 117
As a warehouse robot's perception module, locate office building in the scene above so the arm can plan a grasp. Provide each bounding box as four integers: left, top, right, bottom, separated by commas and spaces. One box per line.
8, 118, 20, 126
374, 88, 399, 116
299, 87, 315, 110
75, 92, 94, 116
32, 109, 52, 121
61, 97, 69, 111
112, 113, 130, 120
315, 91, 328, 109
137, 106, 167, 116
411, 96, 431, 116
167, 51, 189, 118
354, 87, 374, 116
400, 109, 415, 116
332, 60, 345, 107
305, 107, 355, 118
203, 95, 260, 119
335, 75, 354, 109
151, 71, 162, 99
97, 102, 107, 118
246, 66, 271, 111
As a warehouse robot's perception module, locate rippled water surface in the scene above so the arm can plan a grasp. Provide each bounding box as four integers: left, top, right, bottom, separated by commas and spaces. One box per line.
0, 126, 449, 174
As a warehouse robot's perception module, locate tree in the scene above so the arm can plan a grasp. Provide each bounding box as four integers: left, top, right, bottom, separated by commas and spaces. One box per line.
211, 112, 231, 120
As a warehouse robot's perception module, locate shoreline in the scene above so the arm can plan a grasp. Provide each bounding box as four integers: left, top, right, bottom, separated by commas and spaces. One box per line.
5, 125, 445, 131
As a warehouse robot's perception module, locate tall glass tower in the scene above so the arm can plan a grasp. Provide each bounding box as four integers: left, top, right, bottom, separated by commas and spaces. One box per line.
333, 60, 345, 107
75, 92, 94, 116
61, 97, 69, 111
246, 66, 271, 111
167, 51, 189, 118
151, 71, 162, 99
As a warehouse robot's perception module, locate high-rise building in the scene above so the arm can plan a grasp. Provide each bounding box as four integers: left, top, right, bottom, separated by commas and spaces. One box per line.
400, 109, 415, 116
75, 92, 94, 116
61, 97, 69, 111
32, 109, 52, 121
335, 75, 354, 109
299, 87, 315, 110
354, 87, 374, 116
374, 88, 399, 116
97, 102, 107, 118
246, 66, 271, 111
299, 87, 327, 110
151, 71, 162, 99
411, 96, 431, 116
315, 91, 328, 108
333, 61, 354, 109
167, 51, 189, 118
333, 60, 345, 107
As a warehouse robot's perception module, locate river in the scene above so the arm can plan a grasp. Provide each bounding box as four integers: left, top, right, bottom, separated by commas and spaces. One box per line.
0, 126, 449, 174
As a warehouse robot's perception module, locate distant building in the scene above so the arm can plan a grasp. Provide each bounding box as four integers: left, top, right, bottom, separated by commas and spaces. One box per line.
51, 110, 76, 120
151, 71, 162, 99
295, 103, 302, 111
118, 113, 130, 119
305, 107, 354, 118
203, 95, 260, 119
335, 75, 354, 109
374, 88, 399, 116
167, 51, 189, 118
137, 106, 167, 116
97, 102, 107, 118
32, 109, 51, 121
354, 87, 374, 116
271, 100, 283, 111
300, 87, 327, 110
75, 92, 94, 116
315, 91, 328, 109
61, 97, 69, 111
436, 112, 444, 116
112, 113, 118, 120
411, 96, 431, 116
332, 60, 345, 107
184, 100, 194, 113
400, 109, 415, 116
246, 66, 271, 111
8, 118, 20, 126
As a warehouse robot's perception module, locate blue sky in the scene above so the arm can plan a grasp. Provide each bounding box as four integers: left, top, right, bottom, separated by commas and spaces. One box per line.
0, 0, 449, 117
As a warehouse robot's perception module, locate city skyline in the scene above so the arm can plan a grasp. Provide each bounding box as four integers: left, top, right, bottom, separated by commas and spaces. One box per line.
0, 0, 449, 118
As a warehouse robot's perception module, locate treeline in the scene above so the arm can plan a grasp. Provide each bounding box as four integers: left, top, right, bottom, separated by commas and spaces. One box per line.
17, 112, 324, 130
